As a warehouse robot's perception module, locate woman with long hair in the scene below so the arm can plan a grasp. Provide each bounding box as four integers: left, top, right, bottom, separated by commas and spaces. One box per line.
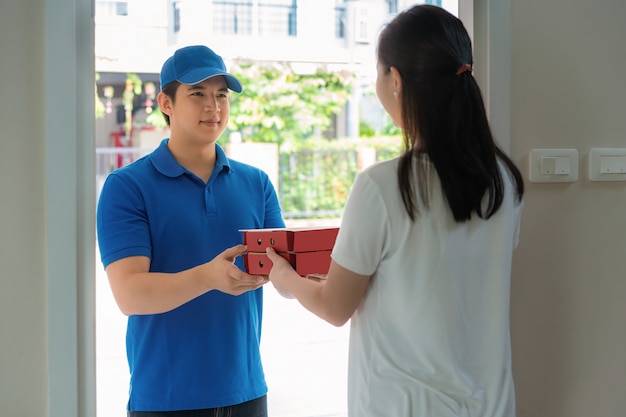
267, 5, 524, 417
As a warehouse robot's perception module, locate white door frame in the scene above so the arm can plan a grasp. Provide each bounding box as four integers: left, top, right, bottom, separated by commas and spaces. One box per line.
463, 0, 512, 152
46, 0, 96, 416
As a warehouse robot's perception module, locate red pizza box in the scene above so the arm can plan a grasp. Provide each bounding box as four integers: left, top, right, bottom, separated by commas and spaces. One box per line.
245, 250, 332, 276
241, 227, 339, 253
288, 227, 339, 252
242, 228, 292, 252
240, 226, 339, 275
244, 251, 290, 274
289, 250, 332, 275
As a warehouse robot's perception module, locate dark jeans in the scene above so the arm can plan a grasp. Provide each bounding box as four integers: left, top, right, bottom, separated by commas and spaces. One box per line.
127, 395, 267, 417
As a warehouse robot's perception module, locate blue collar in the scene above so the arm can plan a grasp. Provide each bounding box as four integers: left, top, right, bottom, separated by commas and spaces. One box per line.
150, 138, 232, 178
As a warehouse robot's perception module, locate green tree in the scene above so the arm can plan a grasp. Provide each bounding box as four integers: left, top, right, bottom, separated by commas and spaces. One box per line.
227, 61, 354, 146
96, 65, 355, 144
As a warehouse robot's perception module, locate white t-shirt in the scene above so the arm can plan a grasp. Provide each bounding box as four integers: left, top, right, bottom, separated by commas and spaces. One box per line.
332, 154, 522, 417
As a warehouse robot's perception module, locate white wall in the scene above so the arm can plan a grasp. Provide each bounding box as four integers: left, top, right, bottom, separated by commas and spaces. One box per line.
509, 1, 626, 416
1, 1, 625, 416
0, 1, 47, 414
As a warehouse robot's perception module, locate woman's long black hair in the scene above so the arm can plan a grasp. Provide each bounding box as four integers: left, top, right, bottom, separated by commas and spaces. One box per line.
377, 5, 524, 222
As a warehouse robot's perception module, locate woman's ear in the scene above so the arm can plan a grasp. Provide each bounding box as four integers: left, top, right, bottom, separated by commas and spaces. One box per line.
389, 66, 402, 97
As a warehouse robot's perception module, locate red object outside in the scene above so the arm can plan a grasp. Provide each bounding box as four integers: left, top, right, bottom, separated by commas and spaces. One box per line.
111, 127, 133, 168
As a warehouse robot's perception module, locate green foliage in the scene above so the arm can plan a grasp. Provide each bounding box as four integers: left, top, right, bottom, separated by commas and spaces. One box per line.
381, 112, 401, 136
280, 149, 358, 217
145, 107, 168, 129
95, 73, 106, 119
95, 65, 355, 146
359, 120, 376, 137
278, 136, 402, 217
122, 73, 143, 137
227, 61, 354, 145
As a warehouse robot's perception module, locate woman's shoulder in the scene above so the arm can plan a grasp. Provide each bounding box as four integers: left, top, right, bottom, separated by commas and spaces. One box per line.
360, 155, 401, 178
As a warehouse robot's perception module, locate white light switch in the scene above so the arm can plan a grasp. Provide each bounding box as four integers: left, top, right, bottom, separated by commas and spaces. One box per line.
529, 149, 578, 183
554, 156, 571, 175
540, 157, 556, 175
589, 148, 626, 181
600, 156, 626, 174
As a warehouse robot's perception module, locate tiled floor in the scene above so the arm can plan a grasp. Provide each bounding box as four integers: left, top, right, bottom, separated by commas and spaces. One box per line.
96, 218, 349, 417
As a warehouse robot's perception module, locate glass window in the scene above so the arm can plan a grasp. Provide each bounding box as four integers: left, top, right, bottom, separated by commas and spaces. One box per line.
335, 0, 347, 39
96, 1, 129, 17
173, 1, 181, 33
212, 0, 297, 37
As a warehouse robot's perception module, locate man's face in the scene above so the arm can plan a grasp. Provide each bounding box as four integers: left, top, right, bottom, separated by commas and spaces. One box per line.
163, 75, 231, 145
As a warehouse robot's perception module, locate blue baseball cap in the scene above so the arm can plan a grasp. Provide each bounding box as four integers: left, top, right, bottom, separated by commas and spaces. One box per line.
159, 45, 243, 93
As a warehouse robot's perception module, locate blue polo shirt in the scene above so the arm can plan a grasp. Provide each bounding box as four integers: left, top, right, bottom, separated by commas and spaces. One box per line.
96, 139, 285, 412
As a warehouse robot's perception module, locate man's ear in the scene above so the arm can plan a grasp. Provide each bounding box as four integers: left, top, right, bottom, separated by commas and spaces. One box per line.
157, 91, 172, 117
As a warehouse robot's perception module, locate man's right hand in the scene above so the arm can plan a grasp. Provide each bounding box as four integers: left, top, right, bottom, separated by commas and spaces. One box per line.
197, 244, 268, 296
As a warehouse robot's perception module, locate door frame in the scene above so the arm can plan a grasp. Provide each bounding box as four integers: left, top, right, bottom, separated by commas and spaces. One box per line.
46, 0, 96, 416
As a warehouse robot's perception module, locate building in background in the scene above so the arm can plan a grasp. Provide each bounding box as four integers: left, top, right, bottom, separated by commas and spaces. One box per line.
94, 0, 455, 151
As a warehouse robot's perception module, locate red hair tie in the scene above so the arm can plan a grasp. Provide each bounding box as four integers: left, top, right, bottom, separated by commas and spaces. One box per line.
456, 64, 473, 76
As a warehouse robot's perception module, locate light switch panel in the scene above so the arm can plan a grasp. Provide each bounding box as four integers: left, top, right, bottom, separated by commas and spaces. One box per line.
589, 148, 626, 181
529, 149, 579, 183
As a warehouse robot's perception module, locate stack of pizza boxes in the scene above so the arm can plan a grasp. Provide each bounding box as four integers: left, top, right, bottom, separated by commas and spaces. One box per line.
241, 227, 340, 276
